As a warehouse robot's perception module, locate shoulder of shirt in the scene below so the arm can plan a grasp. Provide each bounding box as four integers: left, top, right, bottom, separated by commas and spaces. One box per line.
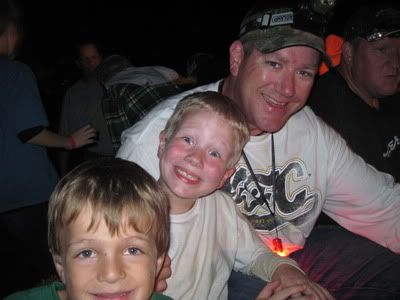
0, 58, 34, 78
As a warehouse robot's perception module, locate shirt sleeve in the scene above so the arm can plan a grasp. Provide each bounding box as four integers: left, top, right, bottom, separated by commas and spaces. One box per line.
13, 63, 49, 134
232, 202, 301, 281
321, 119, 400, 253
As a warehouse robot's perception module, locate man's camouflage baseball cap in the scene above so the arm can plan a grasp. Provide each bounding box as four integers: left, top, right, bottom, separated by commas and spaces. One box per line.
239, 1, 333, 64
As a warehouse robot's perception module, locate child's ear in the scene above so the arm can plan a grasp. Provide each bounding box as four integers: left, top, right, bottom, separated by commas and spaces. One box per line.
217, 167, 235, 189
52, 252, 66, 284
155, 253, 166, 276
157, 130, 167, 159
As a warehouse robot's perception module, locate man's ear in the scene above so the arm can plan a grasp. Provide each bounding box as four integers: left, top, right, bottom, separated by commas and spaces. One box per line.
217, 167, 235, 189
52, 252, 66, 284
157, 130, 167, 159
229, 40, 245, 76
341, 41, 354, 65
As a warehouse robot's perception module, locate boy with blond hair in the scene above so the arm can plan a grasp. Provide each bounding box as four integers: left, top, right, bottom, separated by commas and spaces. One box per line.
157, 91, 332, 299
6, 158, 172, 300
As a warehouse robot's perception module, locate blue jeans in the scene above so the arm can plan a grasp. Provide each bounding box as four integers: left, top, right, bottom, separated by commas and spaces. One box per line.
228, 225, 400, 300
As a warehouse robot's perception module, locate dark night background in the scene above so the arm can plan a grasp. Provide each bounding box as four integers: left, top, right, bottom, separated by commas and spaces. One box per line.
14, 0, 399, 130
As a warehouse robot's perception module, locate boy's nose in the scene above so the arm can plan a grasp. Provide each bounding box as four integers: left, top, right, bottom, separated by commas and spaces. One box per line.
185, 149, 203, 167
97, 256, 126, 283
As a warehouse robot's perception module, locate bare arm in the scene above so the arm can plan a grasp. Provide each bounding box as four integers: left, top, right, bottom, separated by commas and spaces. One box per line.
27, 125, 97, 149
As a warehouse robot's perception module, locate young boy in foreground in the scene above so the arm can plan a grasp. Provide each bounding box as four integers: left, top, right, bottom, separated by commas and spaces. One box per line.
157, 91, 332, 300
5, 158, 172, 300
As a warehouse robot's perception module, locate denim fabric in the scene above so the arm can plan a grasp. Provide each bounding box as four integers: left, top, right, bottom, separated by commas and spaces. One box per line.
228, 226, 400, 300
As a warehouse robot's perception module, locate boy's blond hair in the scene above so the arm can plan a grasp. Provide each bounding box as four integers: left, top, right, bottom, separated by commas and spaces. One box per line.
163, 91, 249, 167
48, 158, 169, 256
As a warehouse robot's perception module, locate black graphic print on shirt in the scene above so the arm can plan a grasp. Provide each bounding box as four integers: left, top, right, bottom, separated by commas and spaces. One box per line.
223, 159, 319, 233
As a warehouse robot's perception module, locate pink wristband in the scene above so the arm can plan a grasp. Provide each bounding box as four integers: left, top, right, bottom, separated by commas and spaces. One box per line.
68, 136, 76, 150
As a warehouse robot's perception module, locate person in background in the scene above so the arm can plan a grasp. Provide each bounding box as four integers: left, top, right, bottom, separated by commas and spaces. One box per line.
117, 1, 400, 299
0, 0, 96, 297
96, 54, 181, 153
5, 158, 172, 300
157, 91, 332, 300
309, 4, 400, 182
59, 41, 113, 175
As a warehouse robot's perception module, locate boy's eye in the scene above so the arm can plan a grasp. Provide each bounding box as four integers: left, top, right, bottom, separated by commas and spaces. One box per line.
124, 247, 144, 256
181, 136, 193, 144
77, 249, 95, 259
208, 150, 221, 158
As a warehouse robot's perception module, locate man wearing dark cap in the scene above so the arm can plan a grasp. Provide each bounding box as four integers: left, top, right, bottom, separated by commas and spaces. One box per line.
118, 1, 400, 299
309, 4, 400, 182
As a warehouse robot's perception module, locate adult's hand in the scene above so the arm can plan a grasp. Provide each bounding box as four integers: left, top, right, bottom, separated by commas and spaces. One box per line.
256, 280, 311, 300
271, 264, 334, 300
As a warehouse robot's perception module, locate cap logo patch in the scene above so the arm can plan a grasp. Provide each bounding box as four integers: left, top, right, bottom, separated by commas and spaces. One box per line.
270, 12, 294, 26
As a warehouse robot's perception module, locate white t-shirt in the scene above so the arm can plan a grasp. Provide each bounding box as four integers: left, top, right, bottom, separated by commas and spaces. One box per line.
165, 191, 299, 300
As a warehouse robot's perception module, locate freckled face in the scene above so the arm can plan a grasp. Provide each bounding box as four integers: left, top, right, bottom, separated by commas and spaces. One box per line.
158, 110, 234, 212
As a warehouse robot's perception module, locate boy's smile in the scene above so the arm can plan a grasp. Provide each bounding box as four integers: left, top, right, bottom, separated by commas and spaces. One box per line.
158, 109, 235, 214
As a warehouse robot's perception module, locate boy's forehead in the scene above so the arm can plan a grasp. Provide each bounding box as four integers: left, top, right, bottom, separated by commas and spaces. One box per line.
59, 209, 154, 245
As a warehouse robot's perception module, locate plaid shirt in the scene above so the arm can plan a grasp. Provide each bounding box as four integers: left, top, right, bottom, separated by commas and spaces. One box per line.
102, 82, 181, 153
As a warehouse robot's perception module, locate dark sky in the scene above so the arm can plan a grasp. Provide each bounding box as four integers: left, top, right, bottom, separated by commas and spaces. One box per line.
18, 0, 399, 77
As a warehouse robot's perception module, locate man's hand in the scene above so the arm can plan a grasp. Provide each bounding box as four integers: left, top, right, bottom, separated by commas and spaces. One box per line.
256, 280, 311, 300
155, 255, 172, 293
271, 264, 334, 300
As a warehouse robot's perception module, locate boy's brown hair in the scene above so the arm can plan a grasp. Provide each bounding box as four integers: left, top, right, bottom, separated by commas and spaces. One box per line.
48, 158, 169, 256
163, 91, 249, 167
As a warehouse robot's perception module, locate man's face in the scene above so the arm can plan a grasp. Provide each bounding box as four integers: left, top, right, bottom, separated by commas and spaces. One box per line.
230, 43, 320, 135
351, 37, 400, 99
79, 44, 102, 75
53, 207, 163, 300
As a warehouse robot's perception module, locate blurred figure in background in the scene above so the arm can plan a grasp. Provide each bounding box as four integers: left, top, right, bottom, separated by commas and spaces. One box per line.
309, 4, 400, 181
97, 54, 181, 153
59, 41, 113, 175
0, 0, 96, 297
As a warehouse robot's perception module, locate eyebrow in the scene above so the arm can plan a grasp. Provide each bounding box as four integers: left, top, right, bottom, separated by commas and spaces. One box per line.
67, 235, 152, 248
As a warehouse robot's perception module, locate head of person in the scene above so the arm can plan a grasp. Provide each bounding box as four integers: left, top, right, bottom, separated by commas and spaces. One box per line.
48, 158, 169, 300
157, 91, 249, 204
95, 54, 133, 85
76, 41, 103, 76
226, 0, 333, 134
0, 0, 23, 58
341, 4, 400, 99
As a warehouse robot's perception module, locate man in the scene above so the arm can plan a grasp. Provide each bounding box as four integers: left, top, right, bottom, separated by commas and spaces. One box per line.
117, 2, 400, 299
309, 5, 400, 182
0, 0, 96, 297
59, 41, 113, 174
